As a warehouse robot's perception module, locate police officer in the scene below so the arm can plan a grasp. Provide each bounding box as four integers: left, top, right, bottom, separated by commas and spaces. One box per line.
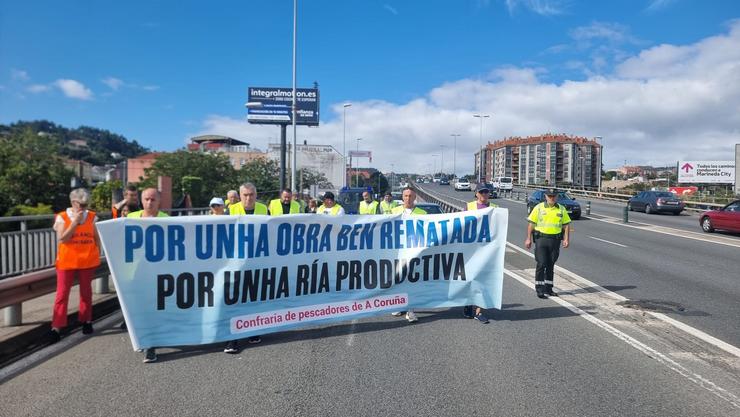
269, 188, 300, 216
359, 191, 380, 214
525, 188, 571, 299
463, 185, 498, 323
379, 192, 397, 214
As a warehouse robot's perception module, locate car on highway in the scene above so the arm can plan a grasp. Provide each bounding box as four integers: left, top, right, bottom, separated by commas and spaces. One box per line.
699, 200, 740, 233
526, 190, 582, 220
439, 177, 450, 185
415, 203, 444, 214
627, 191, 684, 215
454, 179, 471, 191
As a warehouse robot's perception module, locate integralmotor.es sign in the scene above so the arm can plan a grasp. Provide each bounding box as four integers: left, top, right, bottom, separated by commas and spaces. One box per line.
678, 161, 735, 184
247, 87, 320, 126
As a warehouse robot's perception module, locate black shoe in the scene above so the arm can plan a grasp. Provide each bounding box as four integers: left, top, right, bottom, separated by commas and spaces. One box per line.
546, 290, 558, 297
143, 348, 157, 363
224, 340, 239, 354
48, 329, 61, 344
537, 292, 548, 299
463, 306, 474, 318
247, 336, 261, 344
82, 322, 93, 334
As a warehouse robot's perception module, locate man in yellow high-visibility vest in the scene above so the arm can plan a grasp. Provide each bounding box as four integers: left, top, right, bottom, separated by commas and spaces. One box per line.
525, 188, 571, 299
268, 188, 300, 216
229, 183, 268, 215
463, 185, 498, 323
390, 187, 426, 323
359, 191, 380, 214
317, 192, 345, 215
379, 192, 397, 214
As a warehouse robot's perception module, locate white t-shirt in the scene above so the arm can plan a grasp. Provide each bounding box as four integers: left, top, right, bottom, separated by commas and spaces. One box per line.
321, 206, 346, 215
54, 209, 98, 230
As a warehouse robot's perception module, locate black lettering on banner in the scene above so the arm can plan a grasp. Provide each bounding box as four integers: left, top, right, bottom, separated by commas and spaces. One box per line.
176, 273, 195, 309
349, 260, 362, 290
241, 269, 261, 303
336, 261, 348, 291
422, 255, 433, 281
318, 262, 330, 293
198, 272, 214, 307
276, 266, 289, 299
408, 258, 420, 282
296, 264, 309, 296
363, 259, 378, 289
261, 268, 276, 300
454, 252, 467, 280
441, 253, 455, 279
157, 274, 174, 310
224, 271, 240, 305
379, 259, 393, 288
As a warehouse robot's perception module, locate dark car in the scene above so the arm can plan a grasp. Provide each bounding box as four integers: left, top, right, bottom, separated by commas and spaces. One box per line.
526, 190, 582, 220
415, 203, 444, 214
700, 200, 740, 233
627, 191, 684, 215
439, 177, 450, 185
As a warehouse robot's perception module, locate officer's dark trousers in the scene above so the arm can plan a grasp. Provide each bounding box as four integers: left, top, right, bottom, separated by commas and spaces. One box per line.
534, 236, 560, 294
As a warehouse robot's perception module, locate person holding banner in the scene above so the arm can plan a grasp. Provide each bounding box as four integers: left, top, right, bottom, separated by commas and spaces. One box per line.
463, 185, 499, 323
126, 188, 168, 362
224, 182, 264, 353
269, 188, 300, 216
525, 188, 571, 299
228, 183, 268, 215
390, 187, 427, 323
317, 192, 345, 215
359, 191, 380, 214
379, 192, 397, 214
49, 188, 101, 343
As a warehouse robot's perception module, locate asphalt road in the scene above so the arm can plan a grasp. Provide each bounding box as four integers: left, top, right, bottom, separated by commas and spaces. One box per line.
420, 183, 740, 346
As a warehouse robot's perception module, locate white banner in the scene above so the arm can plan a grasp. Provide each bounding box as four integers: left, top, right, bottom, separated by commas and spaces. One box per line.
678, 161, 735, 184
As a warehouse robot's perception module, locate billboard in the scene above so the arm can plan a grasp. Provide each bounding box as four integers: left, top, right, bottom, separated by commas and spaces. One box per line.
678, 161, 735, 184
348, 150, 372, 160
247, 87, 320, 126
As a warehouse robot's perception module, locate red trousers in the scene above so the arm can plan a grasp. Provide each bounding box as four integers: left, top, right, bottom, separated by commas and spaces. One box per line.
52, 267, 95, 328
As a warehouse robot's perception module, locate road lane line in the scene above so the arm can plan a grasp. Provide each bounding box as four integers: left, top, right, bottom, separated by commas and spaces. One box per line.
346, 319, 358, 346
504, 268, 740, 409
588, 215, 740, 248
505, 241, 740, 357
587, 236, 627, 247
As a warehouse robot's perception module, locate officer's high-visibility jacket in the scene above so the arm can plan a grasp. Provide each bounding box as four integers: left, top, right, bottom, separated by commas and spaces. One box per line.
391, 206, 427, 215
56, 210, 101, 270
268, 199, 300, 216
128, 210, 169, 218
527, 202, 571, 234
379, 200, 397, 214
317, 204, 343, 215
359, 200, 379, 214
228, 202, 268, 215
466, 201, 498, 210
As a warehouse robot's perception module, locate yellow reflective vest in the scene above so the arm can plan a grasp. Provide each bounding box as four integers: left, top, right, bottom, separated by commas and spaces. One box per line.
128, 210, 168, 218
359, 200, 379, 214
379, 200, 397, 214
317, 204, 343, 215
527, 202, 571, 234
268, 199, 300, 216
466, 201, 498, 210
228, 202, 268, 215
391, 206, 427, 215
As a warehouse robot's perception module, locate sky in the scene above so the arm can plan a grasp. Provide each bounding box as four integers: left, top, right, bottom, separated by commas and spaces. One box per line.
1, 0, 739, 174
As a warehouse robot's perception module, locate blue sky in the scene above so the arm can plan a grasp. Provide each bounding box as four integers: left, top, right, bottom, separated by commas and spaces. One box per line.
2, 0, 739, 172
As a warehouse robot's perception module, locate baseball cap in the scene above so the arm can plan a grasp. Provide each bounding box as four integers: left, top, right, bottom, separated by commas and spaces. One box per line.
209, 197, 225, 207
477, 185, 491, 193
544, 188, 558, 196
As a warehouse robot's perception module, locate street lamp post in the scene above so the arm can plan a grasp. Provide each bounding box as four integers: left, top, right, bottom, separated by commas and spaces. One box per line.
431, 154, 439, 176
473, 114, 490, 184
439, 145, 445, 177
342, 103, 352, 188
355, 138, 363, 187
450, 134, 460, 179
594, 136, 603, 193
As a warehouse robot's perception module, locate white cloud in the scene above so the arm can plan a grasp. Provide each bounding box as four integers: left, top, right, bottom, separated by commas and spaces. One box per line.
11, 69, 30, 81
142, 85, 160, 91
193, 21, 740, 172
54, 79, 94, 100
27, 84, 51, 93
645, 0, 677, 13
569, 22, 640, 46
102, 77, 124, 90
383, 4, 399, 15
505, 0, 566, 16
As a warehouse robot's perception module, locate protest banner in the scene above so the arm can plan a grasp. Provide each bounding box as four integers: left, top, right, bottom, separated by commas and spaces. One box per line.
96, 208, 508, 350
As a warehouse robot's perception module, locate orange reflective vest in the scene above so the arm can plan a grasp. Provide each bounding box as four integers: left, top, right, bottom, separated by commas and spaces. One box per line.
56, 210, 100, 270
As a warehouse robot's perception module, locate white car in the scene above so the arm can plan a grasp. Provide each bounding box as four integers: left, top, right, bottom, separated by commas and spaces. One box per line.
454, 179, 471, 191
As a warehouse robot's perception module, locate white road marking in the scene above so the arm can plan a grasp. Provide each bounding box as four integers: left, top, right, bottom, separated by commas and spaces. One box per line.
587, 235, 627, 247
505, 241, 740, 358
346, 319, 358, 346
503, 268, 740, 409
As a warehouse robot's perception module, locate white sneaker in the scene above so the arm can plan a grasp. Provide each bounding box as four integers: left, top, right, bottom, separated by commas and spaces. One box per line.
405, 311, 418, 323
391, 311, 405, 317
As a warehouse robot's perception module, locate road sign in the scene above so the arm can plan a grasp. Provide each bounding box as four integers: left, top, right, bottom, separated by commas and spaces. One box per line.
247, 87, 320, 126
678, 160, 735, 184
348, 150, 372, 160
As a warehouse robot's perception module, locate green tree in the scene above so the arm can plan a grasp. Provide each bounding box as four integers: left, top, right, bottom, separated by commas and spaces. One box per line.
0, 128, 74, 215
299, 168, 333, 192
236, 158, 281, 203
140, 151, 236, 207
90, 180, 123, 213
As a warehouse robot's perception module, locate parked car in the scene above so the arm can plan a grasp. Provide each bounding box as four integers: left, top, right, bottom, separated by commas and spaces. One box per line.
526, 190, 582, 220
699, 200, 740, 233
415, 203, 444, 214
627, 191, 684, 215
454, 179, 471, 191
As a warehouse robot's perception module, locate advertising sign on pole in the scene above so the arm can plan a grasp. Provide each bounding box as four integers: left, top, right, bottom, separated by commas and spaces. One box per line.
247, 87, 320, 126
677, 161, 735, 184
348, 150, 372, 161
